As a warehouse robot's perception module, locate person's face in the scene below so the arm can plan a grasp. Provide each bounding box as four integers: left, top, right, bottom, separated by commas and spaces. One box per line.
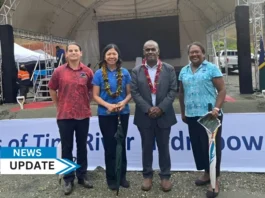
66, 45, 82, 61
143, 43, 159, 62
189, 45, 205, 65
144, 43, 159, 61
104, 48, 119, 65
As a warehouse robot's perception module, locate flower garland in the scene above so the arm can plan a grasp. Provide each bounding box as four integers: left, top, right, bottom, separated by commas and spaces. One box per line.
102, 63, 123, 98
142, 58, 162, 94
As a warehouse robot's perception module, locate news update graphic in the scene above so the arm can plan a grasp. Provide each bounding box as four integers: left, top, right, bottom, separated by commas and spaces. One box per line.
0, 147, 80, 175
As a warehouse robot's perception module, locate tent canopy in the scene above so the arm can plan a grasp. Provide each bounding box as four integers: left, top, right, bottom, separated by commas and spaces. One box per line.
14, 43, 55, 63
11, 0, 235, 68
34, 49, 55, 60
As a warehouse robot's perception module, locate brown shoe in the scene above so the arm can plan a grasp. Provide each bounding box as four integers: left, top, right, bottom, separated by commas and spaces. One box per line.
141, 178, 152, 191
160, 179, 172, 192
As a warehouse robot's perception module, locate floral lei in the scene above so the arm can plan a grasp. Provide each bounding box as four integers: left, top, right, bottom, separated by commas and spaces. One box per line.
102, 63, 123, 98
142, 58, 162, 94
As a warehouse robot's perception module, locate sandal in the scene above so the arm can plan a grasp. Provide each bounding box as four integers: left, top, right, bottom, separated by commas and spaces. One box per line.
206, 184, 219, 198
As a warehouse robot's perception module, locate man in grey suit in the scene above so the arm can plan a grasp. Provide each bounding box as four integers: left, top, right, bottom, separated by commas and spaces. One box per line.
131, 40, 178, 192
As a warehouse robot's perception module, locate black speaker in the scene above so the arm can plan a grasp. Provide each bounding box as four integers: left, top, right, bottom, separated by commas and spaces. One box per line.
235, 6, 253, 94
0, 24, 17, 103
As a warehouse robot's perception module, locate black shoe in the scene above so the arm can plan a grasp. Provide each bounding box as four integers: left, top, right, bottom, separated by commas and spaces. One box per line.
206, 190, 219, 198
78, 177, 93, 188
108, 183, 118, 190
107, 180, 118, 190
63, 181, 73, 195
120, 179, 130, 188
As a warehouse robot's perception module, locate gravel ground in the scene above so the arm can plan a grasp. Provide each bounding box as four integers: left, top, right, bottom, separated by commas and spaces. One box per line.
0, 72, 265, 198
0, 171, 264, 198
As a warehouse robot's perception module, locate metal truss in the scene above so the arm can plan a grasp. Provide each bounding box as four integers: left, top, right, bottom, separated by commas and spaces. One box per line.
92, 0, 210, 24
93, 9, 179, 22
43, 0, 73, 34
206, 34, 215, 63
249, 0, 265, 90
13, 28, 73, 44
207, 0, 265, 90
207, 28, 229, 82
67, 0, 111, 38
203, 0, 226, 15
0, 0, 20, 25
237, 0, 251, 5
206, 0, 250, 34
206, 12, 235, 34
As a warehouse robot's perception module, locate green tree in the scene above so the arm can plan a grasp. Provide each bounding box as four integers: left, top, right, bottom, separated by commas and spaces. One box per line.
214, 38, 254, 52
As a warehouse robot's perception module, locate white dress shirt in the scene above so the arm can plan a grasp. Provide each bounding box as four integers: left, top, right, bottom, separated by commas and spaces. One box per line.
145, 64, 158, 106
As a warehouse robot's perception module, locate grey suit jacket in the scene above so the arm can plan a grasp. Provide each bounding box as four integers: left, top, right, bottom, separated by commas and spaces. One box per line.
131, 62, 178, 128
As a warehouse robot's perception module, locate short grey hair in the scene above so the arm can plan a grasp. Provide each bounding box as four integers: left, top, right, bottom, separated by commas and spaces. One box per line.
143, 40, 159, 50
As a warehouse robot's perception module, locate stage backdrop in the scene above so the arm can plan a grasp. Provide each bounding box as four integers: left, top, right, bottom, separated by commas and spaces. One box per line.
98, 16, 181, 61
0, 113, 264, 172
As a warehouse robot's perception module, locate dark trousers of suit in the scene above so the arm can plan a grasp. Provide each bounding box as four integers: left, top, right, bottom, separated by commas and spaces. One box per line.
57, 118, 89, 183
186, 115, 223, 177
98, 114, 129, 184
138, 120, 171, 180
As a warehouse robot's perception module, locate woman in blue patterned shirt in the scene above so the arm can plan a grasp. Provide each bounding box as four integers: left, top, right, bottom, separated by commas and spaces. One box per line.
178, 42, 226, 198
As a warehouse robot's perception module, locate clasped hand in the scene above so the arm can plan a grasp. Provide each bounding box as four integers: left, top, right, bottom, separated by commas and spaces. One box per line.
148, 107, 163, 118
107, 102, 125, 113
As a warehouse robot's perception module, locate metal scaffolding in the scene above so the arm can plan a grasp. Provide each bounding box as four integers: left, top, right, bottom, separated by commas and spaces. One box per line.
249, 0, 265, 90
13, 28, 73, 44
13, 28, 73, 101
206, 0, 265, 90
67, 0, 111, 38
206, 34, 215, 63
0, 0, 20, 25
0, 0, 74, 103
93, 9, 179, 21
33, 35, 55, 102
206, 12, 235, 35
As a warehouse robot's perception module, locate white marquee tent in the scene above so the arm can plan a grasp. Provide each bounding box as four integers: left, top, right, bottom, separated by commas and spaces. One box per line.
9, 0, 235, 68
34, 49, 55, 60
14, 43, 55, 63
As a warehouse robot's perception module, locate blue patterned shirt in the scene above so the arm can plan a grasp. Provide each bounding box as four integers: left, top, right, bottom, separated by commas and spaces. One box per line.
92, 67, 131, 116
179, 60, 223, 117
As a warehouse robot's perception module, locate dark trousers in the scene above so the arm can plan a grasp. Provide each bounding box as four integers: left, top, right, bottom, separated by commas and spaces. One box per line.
138, 121, 171, 180
98, 114, 129, 184
186, 115, 223, 177
57, 118, 89, 182
19, 85, 28, 99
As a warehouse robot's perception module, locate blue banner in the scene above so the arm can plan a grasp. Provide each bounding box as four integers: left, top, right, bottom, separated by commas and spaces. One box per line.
0, 147, 57, 158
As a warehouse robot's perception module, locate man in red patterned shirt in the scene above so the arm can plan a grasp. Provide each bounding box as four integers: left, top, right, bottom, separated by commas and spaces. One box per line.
48, 42, 94, 195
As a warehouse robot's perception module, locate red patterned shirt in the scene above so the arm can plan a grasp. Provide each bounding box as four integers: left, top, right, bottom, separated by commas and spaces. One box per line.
48, 63, 94, 120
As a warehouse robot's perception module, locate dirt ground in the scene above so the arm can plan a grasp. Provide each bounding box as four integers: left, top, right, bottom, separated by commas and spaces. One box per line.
0, 72, 265, 198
